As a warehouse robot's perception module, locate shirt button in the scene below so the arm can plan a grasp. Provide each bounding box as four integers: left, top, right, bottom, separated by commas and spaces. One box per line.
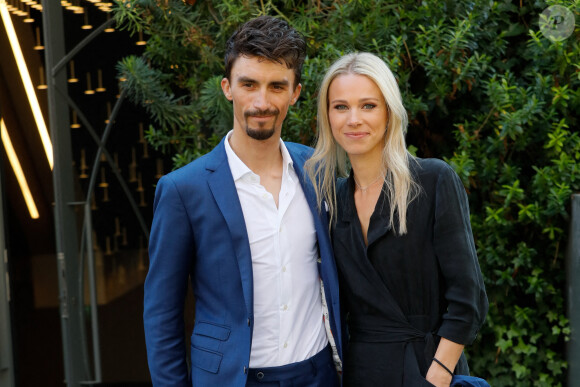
283, 305, 288, 311
282, 266, 286, 272
283, 342, 288, 348
262, 193, 268, 199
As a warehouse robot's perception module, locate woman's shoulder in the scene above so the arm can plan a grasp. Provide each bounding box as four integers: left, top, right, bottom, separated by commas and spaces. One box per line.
410, 156, 459, 182
409, 157, 463, 197
410, 156, 452, 174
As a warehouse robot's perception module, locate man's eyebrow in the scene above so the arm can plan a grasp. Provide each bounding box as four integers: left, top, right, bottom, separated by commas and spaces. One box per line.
235, 76, 290, 87
237, 76, 256, 84
270, 79, 290, 87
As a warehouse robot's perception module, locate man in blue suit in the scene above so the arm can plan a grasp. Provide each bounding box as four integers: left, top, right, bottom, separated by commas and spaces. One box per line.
144, 16, 343, 386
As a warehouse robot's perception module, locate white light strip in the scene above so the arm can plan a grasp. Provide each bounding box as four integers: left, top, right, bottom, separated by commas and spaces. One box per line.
1, 119, 40, 219
0, 1, 53, 170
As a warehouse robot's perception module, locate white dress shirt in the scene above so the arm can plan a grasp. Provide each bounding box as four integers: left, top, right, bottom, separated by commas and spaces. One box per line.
224, 131, 328, 367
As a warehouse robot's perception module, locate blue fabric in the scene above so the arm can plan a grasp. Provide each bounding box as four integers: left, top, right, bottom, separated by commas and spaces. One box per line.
451, 375, 491, 386
246, 345, 338, 386
144, 138, 343, 386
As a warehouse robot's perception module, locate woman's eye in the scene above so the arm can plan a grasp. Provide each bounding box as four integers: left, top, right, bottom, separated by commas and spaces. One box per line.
333, 105, 348, 110
363, 104, 376, 109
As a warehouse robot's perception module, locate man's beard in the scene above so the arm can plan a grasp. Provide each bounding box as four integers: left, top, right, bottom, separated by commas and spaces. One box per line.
244, 108, 280, 140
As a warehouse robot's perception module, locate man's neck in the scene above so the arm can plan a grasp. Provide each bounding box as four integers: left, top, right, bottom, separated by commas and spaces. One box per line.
228, 129, 283, 175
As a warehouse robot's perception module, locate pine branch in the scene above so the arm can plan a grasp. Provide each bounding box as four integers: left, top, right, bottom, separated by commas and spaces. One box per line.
117, 55, 198, 130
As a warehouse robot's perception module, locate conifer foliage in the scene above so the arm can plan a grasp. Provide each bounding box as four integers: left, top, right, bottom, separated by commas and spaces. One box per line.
113, 1, 579, 385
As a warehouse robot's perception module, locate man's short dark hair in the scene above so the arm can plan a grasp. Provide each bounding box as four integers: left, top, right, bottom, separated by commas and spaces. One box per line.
224, 15, 306, 88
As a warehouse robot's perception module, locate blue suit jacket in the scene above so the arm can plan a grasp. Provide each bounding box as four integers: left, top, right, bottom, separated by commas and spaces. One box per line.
144, 137, 343, 386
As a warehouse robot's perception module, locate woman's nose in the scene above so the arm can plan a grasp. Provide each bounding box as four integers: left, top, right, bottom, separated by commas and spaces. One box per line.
347, 110, 362, 127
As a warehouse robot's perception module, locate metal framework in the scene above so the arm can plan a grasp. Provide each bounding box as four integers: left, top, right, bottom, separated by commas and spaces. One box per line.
43, 2, 86, 384
0, 155, 15, 387
43, 4, 149, 386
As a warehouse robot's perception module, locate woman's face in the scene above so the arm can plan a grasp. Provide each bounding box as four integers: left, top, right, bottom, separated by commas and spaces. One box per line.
327, 73, 388, 160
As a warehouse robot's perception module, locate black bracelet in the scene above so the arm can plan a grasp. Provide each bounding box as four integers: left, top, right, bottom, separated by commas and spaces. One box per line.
432, 357, 454, 377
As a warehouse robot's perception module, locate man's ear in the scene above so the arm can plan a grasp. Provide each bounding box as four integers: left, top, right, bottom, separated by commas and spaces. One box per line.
291, 83, 302, 105
221, 77, 233, 101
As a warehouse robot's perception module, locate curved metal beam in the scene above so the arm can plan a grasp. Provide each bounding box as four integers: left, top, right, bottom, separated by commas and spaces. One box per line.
57, 86, 150, 239
52, 18, 116, 77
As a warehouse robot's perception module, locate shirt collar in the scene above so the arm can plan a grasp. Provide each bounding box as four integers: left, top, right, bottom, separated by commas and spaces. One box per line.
279, 137, 295, 179
224, 129, 294, 181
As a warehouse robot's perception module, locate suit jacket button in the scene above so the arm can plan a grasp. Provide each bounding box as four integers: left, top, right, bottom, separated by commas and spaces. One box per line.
244, 366, 247, 374
247, 318, 251, 326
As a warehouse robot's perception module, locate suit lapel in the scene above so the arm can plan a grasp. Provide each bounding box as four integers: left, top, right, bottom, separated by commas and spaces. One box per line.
290, 152, 327, 227
206, 139, 254, 318
289, 145, 343, 357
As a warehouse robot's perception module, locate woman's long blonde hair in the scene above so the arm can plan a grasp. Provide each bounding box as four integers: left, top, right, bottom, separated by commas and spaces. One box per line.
305, 52, 418, 235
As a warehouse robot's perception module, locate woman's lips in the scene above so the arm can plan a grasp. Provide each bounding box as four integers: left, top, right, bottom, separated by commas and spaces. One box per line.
344, 132, 368, 139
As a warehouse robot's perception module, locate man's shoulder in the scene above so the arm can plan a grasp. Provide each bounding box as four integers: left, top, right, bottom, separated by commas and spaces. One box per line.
284, 141, 313, 163
162, 142, 225, 183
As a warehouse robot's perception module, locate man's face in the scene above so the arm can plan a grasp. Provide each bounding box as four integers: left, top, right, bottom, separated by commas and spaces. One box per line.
221, 55, 301, 141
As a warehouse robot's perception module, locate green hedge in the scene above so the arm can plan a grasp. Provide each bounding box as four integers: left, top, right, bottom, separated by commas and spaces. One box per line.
113, 1, 580, 385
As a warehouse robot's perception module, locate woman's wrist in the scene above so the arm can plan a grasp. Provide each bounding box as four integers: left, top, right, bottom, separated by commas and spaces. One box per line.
432, 357, 454, 377
426, 362, 453, 387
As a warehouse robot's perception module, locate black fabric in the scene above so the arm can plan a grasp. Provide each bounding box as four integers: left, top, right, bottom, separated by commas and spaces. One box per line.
333, 158, 488, 387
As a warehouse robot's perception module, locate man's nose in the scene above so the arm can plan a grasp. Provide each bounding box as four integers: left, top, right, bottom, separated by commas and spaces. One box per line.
253, 89, 271, 110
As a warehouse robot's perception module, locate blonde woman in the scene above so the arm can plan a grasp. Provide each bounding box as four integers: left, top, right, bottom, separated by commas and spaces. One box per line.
306, 53, 488, 387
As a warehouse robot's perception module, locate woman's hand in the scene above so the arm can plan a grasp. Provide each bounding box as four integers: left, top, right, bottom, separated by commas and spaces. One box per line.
426, 362, 453, 387
427, 337, 464, 387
